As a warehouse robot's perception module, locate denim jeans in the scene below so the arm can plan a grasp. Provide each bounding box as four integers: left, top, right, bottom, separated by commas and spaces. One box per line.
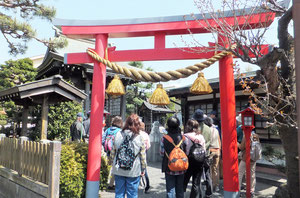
115, 175, 140, 198
165, 173, 184, 198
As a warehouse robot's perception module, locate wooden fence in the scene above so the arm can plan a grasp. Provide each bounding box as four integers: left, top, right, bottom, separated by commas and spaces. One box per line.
0, 137, 50, 184
0, 135, 61, 197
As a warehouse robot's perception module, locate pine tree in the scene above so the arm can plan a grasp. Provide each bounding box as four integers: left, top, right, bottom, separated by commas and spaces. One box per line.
0, 0, 66, 55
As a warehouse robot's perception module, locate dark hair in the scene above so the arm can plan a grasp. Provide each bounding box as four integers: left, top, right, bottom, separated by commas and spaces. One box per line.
111, 116, 123, 128
123, 114, 141, 134
184, 119, 199, 134
166, 116, 181, 134
204, 117, 213, 127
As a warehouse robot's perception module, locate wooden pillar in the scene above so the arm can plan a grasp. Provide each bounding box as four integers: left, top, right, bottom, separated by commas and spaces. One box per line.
85, 34, 108, 198
120, 94, 126, 120
85, 79, 91, 114
218, 35, 239, 198
212, 92, 218, 112
48, 141, 62, 198
180, 96, 188, 126
41, 95, 49, 140
21, 105, 29, 137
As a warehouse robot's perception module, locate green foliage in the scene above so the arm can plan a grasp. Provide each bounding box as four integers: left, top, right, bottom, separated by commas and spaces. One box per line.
0, 0, 59, 55
0, 58, 37, 90
126, 61, 153, 115
165, 97, 177, 122
0, 58, 37, 135
30, 101, 83, 141
0, 108, 7, 127
60, 142, 110, 198
100, 155, 110, 191
60, 143, 85, 198
48, 101, 83, 140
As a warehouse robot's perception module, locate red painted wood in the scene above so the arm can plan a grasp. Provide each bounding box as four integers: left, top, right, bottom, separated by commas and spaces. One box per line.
219, 36, 239, 193
155, 32, 166, 49
86, 34, 108, 182
109, 47, 215, 61
243, 128, 254, 198
64, 44, 269, 64
66, 52, 94, 64
61, 12, 275, 38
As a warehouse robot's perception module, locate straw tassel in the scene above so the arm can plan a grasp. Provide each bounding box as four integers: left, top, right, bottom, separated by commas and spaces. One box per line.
149, 84, 170, 105
106, 75, 125, 96
190, 72, 213, 94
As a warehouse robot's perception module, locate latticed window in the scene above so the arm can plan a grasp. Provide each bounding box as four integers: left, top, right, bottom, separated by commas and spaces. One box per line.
188, 103, 213, 118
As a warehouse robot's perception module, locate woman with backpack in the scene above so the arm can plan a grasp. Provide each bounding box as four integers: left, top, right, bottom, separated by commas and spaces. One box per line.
102, 116, 123, 190
238, 131, 261, 196
183, 119, 206, 198
110, 114, 146, 198
160, 116, 187, 198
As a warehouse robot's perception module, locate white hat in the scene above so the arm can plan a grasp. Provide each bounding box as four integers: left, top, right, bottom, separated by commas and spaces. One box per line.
236, 114, 242, 123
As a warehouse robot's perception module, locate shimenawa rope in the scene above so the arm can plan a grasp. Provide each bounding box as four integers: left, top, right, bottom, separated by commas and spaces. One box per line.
87, 45, 236, 82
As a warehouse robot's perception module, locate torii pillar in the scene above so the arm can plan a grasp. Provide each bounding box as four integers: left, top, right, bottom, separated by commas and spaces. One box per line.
85, 34, 108, 196
218, 35, 239, 197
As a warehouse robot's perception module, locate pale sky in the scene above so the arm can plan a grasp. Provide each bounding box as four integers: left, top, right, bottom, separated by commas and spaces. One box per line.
0, 0, 286, 88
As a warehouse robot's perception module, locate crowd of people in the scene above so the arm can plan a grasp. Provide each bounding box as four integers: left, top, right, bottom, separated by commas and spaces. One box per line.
70, 108, 260, 198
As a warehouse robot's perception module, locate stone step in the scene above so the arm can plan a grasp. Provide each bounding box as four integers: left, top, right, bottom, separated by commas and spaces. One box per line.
256, 171, 286, 187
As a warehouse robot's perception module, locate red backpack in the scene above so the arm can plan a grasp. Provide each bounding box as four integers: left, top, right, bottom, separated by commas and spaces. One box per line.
164, 135, 189, 172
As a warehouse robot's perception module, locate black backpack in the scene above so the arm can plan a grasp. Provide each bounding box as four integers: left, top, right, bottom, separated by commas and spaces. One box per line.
188, 138, 206, 163
116, 131, 138, 170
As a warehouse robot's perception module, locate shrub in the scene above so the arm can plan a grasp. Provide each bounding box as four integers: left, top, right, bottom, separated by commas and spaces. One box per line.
30, 101, 83, 141
60, 142, 110, 198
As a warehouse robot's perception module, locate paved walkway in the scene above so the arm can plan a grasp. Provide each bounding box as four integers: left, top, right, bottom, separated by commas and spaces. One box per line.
100, 162, 280, 198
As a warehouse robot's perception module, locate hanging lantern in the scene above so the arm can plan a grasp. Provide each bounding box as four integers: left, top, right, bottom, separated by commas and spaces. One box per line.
106, 75, 125, 96
190, 72, 213, 94
149, 84, 170, 105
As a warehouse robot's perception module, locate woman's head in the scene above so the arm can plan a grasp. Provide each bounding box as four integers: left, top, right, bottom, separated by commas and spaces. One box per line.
184, 119, 199, 133
166, 116, 181, 134
204, 117, 213, 127
123, 114, 141, 134
111, 116, 123, 128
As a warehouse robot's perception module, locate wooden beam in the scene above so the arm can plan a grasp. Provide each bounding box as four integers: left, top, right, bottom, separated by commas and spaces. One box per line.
41, 95, 49, 140
59, 12, 275, 38
64, 44, 270, 64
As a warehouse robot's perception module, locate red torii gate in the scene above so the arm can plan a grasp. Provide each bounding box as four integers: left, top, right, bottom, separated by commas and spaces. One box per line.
54, 7, 275, 198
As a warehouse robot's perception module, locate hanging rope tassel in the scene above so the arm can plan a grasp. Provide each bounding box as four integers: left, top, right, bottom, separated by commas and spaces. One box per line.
190, 72, 213, 94
106, 75, 125, 96
149, 84, 170, 105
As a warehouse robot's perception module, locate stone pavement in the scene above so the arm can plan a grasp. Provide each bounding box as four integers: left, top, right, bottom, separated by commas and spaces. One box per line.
99, 162, 283, 198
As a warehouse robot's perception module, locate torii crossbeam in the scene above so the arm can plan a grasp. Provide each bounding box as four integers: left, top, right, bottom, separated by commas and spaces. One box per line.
54, 6, 275, 198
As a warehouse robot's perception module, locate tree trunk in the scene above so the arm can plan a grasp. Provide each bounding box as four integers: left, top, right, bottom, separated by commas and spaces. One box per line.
279, 125, 299, 198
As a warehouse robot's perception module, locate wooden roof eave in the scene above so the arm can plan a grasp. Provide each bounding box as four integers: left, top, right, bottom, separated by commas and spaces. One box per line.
0, 75, 87, 105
